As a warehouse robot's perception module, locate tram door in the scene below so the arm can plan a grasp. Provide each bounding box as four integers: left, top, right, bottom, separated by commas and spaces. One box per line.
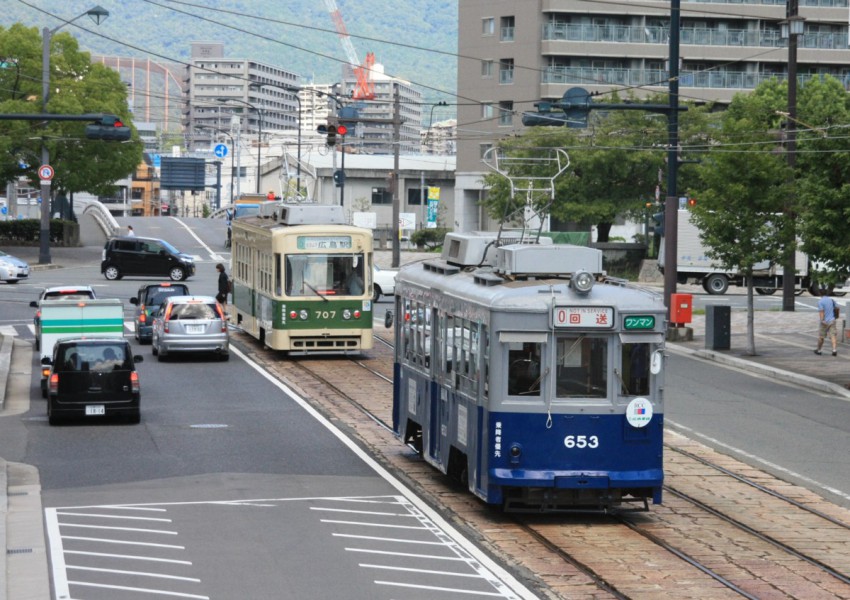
428, 312, 450, 468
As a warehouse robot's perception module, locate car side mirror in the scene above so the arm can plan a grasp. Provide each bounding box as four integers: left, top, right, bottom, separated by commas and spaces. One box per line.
133, 355, 144, 363
30, 301, 37, 308
384, 310, 394, 329
130, 297, 139, 305
40, 356, 52, 365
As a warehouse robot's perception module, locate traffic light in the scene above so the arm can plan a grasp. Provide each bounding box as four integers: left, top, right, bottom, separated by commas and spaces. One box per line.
652, 211, 665, 237
85, 115, 131, 141
521, 87, 591, 129
687, 197, 697, 208
333, 169, 345, 187
326, 125, 338, 146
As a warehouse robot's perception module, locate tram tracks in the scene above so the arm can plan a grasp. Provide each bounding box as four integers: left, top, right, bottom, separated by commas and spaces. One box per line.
234, 329, 850, 599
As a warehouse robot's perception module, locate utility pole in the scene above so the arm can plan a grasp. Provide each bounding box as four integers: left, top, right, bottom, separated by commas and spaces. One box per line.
391, 83, 401, 269
782, 0, 802, 311
663, 0, 682, 312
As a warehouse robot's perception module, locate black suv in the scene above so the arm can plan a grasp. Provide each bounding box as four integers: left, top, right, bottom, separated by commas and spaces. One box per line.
101, 236, 195, 281
130, 282, 190, 343
44, 338, 144, 425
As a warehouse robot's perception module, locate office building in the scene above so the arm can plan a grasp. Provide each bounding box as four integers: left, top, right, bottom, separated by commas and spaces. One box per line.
455, 0, 850, 231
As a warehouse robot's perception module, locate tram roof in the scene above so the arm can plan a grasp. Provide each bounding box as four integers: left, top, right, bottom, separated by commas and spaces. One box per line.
396, 259, 664, 313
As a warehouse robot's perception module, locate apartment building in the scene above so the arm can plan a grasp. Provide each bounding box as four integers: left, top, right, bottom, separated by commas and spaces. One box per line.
339, 64, 424, 154
183, 42, 300, 150
455, 0, 850, 232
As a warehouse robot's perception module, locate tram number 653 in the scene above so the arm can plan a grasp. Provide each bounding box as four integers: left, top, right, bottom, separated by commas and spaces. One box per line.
564, 435, 599, 449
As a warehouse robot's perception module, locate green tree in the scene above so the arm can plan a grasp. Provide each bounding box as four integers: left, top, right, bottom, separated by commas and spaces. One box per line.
690, 81, 791, 355
0, 24, 141, 202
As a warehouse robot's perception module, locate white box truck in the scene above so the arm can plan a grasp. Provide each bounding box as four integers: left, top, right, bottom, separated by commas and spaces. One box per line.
659, 209, 814, 295
37, 298, 125, 396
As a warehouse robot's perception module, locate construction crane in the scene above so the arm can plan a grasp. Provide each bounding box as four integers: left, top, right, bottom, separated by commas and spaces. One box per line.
323, 0, 375, 100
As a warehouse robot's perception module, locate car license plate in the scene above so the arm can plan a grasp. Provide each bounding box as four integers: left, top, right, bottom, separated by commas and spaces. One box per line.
85, 405, 105, 416
186, 324, 205, 334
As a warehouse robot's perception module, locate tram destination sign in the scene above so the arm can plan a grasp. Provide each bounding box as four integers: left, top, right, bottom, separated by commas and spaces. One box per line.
553, 306, 614, 329
623, 315, 656, 330
297, 236, 353, 250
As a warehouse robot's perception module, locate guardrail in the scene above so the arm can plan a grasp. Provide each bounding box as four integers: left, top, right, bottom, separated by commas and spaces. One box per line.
79, 199, 119, 237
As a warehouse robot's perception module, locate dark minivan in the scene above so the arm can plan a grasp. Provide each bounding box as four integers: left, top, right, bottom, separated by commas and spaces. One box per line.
45, 338, 144, 425
101, 236, 195, 281
130, 282, 190, 343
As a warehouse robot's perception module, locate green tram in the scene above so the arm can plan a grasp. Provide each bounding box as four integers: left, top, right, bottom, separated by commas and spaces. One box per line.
230, 203, 374, 353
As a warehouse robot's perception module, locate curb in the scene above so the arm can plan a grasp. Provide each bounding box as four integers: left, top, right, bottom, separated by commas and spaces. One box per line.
0, 335, 12, 413
667, 342, 850, 399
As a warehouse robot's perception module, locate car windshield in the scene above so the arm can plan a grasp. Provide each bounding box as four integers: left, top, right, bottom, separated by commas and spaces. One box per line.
160, 240, 181, 254
146, 286, 187, 304
168, 302, 217, 320
60, 344, 130, 372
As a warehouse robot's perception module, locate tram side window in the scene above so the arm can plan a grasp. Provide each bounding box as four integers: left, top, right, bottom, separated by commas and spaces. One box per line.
507, 342, 541, 397
620, 343, 650, 396
401, 299, 429, 369
555, 336, 608, 398
275, 254, 282, 296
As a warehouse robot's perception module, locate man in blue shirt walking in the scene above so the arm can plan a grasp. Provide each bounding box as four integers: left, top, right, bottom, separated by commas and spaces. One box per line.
814, 291, 839, 356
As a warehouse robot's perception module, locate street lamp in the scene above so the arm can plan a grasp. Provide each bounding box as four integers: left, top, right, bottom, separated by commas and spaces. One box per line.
250, 83, 302, 197
39, 5, 109, 265
218, 98, 264, 194
196, 125, 236, 206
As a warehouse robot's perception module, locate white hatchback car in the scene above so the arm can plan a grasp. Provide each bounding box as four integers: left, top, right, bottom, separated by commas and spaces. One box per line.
0, 250, 30, 284
372, 265, 398, 302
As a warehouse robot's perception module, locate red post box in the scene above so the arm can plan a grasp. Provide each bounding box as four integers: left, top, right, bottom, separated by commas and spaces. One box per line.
670, 293, 693, 325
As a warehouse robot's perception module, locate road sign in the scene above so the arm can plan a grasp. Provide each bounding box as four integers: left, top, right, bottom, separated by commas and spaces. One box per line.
214, 144, 229, 158
38, 165, 54, 181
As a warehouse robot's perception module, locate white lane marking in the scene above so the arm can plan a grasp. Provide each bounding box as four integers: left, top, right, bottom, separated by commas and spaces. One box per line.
59, 523, 178, 535
666, 425, 850, 502
362, 563, 487, 578
333, 533, 445, 546
62, 535, 184, 549
56, 511, 172, 522
66, 565, 200, 582
64, 550, 191, 564
69, 580, 208, 599
346, 548, 467, 561
374, 580, 506, 596
45, 508, 71, 600
172, 217, 219, 263
310, 506, 417, 517
320, 519, 427, 530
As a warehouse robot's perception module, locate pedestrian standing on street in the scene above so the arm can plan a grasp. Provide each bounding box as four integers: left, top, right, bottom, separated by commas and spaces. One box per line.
127, 225, 135, 237
814, 289, 839, 356
216, 263, 229, 314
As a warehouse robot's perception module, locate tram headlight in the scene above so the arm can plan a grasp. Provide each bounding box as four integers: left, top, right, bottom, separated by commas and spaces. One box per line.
509, 444, 522, 465
343, 309, 352, 320
299, 309, 308, 320
572, 270, 595, 293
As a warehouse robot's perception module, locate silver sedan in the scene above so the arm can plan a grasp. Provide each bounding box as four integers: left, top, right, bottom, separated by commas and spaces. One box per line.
151, 295, 229, 361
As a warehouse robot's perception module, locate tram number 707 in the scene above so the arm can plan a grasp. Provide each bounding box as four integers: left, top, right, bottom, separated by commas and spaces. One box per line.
564, 435, 599, 449
314, 310, 337, 320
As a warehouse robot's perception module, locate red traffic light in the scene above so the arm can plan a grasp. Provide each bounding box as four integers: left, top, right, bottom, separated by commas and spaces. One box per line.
687, 198, 697, 207
337, 124, 347, 136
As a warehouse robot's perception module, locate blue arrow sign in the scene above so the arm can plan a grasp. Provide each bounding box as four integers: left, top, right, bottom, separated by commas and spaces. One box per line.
214, 144, 229, 158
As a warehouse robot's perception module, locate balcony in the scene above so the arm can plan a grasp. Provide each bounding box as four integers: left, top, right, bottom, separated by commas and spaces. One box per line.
542, 22, 845, 49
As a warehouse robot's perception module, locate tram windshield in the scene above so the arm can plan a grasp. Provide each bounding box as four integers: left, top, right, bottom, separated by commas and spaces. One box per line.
285, 254, 365, 297
620, 343, 651, 396
555, 336, 608, 398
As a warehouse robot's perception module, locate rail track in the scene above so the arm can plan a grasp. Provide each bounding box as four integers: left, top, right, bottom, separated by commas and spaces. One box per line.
234, 327, 850, 599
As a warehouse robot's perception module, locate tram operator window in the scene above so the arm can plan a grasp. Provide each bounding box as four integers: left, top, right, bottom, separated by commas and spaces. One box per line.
556, 336, 608, 398
621, 343, 650, 396
508, 342, 542, 396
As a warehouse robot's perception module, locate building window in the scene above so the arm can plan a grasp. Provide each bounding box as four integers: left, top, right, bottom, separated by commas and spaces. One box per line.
407, 188, 424, 205
482, 17, 495, 36
372, 187, 392, 205
481, 60, 494, 78
500, 16, 515, 41
481, 103, 494, 119
480, 143, 493, 160
499, 59, 514, 84
498, 101, 514, 126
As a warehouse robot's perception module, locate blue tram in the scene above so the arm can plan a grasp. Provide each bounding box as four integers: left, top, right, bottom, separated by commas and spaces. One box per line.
391, 233, 667, 512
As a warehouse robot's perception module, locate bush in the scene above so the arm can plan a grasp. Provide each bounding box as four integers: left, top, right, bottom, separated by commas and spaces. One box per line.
410, 227, 451, 251
0, 218, 74, 244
